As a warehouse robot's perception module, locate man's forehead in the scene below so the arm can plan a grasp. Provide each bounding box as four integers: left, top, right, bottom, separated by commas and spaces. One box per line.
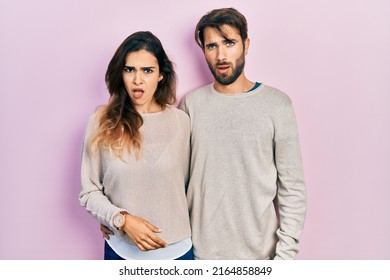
204, 25, 240, 41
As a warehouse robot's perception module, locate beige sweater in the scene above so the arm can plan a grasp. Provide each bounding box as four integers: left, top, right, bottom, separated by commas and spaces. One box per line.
180, 83, 307, 259
79, 106, 191, 244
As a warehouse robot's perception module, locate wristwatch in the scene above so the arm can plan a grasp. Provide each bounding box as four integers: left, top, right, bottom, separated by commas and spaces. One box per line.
113, 211, 128, 230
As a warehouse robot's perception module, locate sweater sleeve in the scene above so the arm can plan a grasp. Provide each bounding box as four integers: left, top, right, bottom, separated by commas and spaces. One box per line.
273, 99, 307, 260
79, 115, 126, 228
178, 95, 189, 114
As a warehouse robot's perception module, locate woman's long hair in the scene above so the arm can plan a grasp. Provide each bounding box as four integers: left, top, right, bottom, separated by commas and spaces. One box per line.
89, 31, 176, 158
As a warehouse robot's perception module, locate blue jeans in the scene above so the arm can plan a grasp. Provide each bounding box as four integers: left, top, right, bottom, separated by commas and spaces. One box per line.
104, 241, 193, 260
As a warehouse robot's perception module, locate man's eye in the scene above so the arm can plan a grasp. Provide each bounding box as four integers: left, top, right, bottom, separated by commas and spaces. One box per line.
226, 41, 234, 47
207, 45, 216, 50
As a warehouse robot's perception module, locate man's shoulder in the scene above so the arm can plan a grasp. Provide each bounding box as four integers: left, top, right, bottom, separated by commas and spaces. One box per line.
261, 84, 292, 105
184, 83, 213, 100
190, 83, 213, 93
179, 83, 213, 113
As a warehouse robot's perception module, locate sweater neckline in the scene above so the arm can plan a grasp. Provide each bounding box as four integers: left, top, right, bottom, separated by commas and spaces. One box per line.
141, 106, 169, 117
210, 82, 263, 97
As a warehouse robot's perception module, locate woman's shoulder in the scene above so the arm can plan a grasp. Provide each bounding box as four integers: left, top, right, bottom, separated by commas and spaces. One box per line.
84, 109, 103, 136
166, 106, 190, 130
87, 110, 100, 125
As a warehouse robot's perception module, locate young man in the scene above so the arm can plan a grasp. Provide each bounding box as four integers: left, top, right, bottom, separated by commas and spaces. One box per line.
179, 7, 307, 260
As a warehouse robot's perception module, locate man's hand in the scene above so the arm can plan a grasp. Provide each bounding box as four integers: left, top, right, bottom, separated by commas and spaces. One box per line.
100, 224, 114, 240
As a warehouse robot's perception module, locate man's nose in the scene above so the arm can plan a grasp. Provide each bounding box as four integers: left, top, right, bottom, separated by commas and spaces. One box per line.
216, 46, 227, 61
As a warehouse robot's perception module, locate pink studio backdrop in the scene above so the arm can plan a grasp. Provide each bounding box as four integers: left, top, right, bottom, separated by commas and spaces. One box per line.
1, 0, 389, 259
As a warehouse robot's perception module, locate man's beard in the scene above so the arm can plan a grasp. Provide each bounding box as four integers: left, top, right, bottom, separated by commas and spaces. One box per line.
207, 53, 245, 85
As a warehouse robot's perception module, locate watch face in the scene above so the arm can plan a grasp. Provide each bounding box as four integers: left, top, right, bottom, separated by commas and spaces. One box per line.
114, 214, 124, 228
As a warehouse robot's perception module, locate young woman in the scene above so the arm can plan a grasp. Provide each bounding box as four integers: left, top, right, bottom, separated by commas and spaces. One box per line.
79, 31, 192, 260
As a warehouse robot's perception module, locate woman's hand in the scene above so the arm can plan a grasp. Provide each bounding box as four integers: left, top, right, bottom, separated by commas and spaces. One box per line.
122, 214, 167, 251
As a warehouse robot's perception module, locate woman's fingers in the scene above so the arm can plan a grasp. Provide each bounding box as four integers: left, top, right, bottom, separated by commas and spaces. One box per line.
136, 237, 160, 251
122, 215, 168, 250
143, 221, 167, 247
144, 220, 162, 233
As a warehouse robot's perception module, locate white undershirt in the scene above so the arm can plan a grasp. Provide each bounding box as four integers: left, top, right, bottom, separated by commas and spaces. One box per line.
106, 235, 192, 260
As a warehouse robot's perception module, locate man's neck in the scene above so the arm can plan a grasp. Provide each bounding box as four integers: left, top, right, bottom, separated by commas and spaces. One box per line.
213, 75, 254, 94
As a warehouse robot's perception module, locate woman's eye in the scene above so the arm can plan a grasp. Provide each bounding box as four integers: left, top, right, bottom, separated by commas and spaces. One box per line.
123, 67, 134, 72
144, 68, 153, 74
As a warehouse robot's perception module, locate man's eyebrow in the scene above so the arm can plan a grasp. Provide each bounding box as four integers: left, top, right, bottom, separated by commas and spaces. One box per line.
223, 38, 238, 43
205, 38, 238, 46
205, 42, 217, 47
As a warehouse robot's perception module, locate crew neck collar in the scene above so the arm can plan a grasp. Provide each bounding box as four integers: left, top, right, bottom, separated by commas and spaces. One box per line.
211, 82, 263, 97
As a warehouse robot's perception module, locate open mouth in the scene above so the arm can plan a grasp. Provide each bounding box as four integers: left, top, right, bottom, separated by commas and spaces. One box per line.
216, 64, 230, 74
132, 89, 144, 99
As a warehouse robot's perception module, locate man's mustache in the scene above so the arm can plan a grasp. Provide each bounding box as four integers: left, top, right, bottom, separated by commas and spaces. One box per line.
216, 62, 231, 66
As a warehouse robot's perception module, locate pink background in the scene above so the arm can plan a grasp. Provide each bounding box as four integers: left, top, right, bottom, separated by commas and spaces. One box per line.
1, 0, 389, 259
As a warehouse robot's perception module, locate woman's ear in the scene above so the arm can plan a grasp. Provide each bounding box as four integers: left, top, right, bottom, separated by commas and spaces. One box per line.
158, 74, 163, 82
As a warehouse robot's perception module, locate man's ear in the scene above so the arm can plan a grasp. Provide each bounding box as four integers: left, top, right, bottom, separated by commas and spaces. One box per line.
244, 38, 250, 55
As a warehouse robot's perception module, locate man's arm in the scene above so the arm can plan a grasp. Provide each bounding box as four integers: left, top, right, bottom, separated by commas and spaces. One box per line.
273, 99, 307, 260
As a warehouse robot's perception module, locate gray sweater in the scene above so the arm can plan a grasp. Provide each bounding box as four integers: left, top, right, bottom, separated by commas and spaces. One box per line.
79, 106, 191, 245
180, 83, 307, 259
